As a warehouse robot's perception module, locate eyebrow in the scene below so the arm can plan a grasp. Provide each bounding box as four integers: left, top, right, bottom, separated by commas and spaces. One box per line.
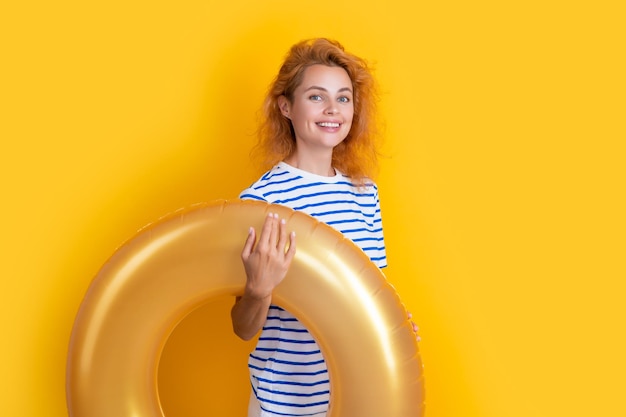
304, 85, 353, 93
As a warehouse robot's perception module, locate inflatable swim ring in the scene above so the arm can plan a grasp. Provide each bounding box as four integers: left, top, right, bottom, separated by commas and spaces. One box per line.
66, 200, 424, 417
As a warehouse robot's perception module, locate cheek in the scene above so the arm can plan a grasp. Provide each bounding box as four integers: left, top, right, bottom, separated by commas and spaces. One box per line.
347, 104, 355, 119
346, 109, 355, 125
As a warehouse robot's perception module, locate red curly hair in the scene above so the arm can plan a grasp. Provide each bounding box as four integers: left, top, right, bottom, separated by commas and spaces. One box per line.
253, 38, 381, 182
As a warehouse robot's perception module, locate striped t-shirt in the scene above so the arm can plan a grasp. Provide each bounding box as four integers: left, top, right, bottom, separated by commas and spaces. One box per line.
239, 162, 387, 416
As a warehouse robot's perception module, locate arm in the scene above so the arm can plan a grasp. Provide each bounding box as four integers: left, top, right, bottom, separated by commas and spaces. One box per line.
231, 212, 296, 340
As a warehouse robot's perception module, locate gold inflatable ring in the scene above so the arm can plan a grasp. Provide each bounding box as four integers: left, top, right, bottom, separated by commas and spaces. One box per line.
66, 200, 425, 416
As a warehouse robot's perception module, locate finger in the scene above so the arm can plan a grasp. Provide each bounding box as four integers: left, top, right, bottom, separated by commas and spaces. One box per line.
241, 227, 256, 260
268, 213, 280, 248
277, 218, 288, 253
284, 231, 297, 264
257, 212, 275, 248
410, 322, 421, 342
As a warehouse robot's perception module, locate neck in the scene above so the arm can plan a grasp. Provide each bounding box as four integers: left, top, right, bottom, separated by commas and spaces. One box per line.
284, 151, 335, 177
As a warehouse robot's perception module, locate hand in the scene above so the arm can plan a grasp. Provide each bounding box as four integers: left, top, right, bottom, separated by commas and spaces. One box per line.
240, 212, 296, 300
407, 311, 421, 342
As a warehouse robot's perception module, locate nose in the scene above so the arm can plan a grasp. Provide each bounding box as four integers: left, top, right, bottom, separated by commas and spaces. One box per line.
325, 105, 338, 115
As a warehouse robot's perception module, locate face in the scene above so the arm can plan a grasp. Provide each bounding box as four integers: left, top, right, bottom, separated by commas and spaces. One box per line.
279, 64, 354, 155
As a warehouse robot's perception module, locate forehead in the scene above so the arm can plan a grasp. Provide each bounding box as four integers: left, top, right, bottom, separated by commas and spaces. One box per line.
297, 64, 353, 91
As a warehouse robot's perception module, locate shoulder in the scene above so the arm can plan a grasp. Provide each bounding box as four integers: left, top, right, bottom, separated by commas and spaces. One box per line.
239, 163, 302, 202
338, 171, 379, 197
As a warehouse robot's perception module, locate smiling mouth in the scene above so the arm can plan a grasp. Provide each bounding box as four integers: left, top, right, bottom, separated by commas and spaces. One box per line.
317, 122, 341, 128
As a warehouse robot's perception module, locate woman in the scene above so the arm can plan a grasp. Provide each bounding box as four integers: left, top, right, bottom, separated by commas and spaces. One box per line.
231, 38, 402, 417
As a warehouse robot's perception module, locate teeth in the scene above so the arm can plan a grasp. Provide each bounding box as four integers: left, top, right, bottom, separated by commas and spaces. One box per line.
318, 122, 340, 128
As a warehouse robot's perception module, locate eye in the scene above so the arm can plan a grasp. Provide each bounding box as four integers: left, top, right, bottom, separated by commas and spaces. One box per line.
309, 94, 323, 102
338, 96, 351, 103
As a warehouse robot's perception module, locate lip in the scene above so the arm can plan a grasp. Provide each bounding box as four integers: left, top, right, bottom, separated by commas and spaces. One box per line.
316, 120, 342, 128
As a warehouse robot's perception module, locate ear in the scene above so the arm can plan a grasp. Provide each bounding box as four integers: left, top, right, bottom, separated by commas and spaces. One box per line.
277, 95, 291, 119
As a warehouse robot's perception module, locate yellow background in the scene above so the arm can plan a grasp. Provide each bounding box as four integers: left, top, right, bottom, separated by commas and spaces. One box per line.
1, 0, 624, 416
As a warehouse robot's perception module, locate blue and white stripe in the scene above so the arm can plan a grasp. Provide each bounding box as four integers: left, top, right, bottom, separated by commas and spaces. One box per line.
240, 162, 387, 416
